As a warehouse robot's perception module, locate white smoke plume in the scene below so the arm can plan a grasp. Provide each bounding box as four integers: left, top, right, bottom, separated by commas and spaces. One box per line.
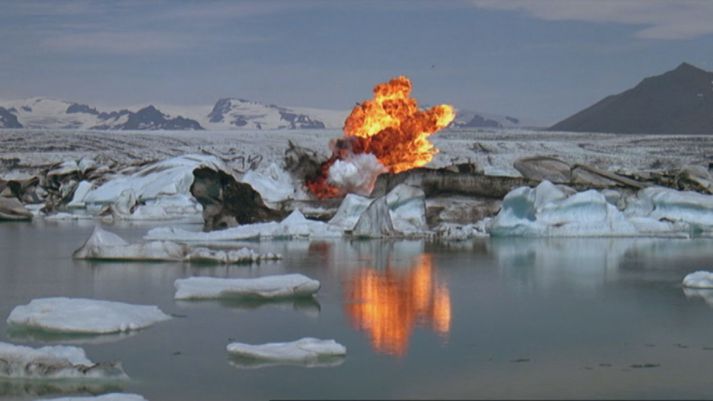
327, 153, 386, 196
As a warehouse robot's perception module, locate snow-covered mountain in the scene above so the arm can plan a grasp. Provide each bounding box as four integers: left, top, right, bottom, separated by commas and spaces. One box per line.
0, 98, 202, 130
0, 97, 346, 130
197, 98, 347, 130
0, 96, 537, 131
452, 109, 540, 129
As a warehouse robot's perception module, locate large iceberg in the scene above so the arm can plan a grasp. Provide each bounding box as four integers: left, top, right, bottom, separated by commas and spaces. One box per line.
80, 155, 231, 221
226, 338, 346, 367
146, 210, 342, 242
241, 163, 295, 204
7, 298, 171, 334
489, 181, 713, 237
0, 342, 127, 380
174, 274, 320, 300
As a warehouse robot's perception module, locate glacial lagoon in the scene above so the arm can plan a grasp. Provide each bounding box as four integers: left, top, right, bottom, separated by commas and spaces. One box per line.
3, 221, 713, 400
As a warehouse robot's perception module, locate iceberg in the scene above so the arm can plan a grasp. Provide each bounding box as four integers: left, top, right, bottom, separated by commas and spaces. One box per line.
682, 271, 713, 288
7, 298, 171, 334
352, 197, 396, 238
241, 163, 295, 204
81, 155, 229, 220
328, 184, 428, 237
226, 338, 346, 367
146, 210, 343, 242
0, 342, 127, 380
489, 181, 713, 237
174, 274, 320, 300
35, 394, 147, 401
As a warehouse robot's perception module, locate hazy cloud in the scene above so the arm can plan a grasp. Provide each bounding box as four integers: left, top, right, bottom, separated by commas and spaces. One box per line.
471, 0, 713, 39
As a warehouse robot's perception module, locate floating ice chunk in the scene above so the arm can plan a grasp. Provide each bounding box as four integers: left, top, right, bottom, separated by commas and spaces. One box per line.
682, 271, 713, 288
242, 163, 295, 204
73, 226, 186, 261
434, 221, 490, 240
146, 210, 343, 242
0, 341, 127, 380
7, 298, 171, 334
186, 247, 281, 264
174, 274, 320, 300
226, 338, 346, 367
36, 394, 147, 401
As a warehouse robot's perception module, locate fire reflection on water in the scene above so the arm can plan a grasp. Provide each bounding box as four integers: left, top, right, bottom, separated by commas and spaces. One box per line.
343, 254, 451, 356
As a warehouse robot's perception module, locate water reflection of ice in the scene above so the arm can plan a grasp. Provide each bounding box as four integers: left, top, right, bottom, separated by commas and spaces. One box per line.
6, 326, 137, 345
175, 297, 321, 319
228, 354, 345, 369
0, 379, 123, 398
683, 288, 713, 307
488, 237, 713, 292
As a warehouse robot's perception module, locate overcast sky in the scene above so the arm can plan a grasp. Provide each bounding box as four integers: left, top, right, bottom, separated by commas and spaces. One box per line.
2, 0, 713, 124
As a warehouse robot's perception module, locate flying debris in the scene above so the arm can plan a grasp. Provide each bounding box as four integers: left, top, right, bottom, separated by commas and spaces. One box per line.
306, 76, 455, 198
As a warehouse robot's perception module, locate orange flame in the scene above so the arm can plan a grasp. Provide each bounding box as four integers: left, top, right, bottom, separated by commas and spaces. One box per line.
306, 76, 455, 198
344, 254, 451, 356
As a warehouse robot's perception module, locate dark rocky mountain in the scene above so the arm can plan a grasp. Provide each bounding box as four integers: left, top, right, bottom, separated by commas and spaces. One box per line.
0, 107, 22, 128
551, 62, 713, 135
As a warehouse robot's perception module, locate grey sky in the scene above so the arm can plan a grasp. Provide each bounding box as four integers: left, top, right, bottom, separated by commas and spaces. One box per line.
2, 0, 712, 124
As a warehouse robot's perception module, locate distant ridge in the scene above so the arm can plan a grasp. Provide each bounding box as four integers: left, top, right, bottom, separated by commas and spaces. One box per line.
550, 62, 713, 135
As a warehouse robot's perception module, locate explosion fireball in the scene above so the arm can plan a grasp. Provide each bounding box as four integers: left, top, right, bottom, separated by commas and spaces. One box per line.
306, 76, 455, 198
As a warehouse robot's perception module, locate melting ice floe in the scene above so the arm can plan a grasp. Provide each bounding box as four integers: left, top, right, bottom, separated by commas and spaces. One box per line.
174, 274, 320, 300
682, 271, 713, 288
36, 394, 148, 401
73, 226, 279, 263
226, 338, 346, 368
7, 298, 171, 334
0, 342, 127, 380
489, 181, 713, 237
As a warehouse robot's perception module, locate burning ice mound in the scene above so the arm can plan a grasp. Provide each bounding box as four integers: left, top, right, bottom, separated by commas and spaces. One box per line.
226, 338, 346, 366
80, 154, 231, 221
7, 298, 171, 334
40, 395, 148, 401
490, 181, 713, 237
174, 274, 320, 300
682, 271, 713, 288
0, 341, 127, 380
146, 210, 342, 242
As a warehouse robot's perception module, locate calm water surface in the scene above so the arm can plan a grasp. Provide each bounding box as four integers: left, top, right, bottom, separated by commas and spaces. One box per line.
2, 221, 713, 400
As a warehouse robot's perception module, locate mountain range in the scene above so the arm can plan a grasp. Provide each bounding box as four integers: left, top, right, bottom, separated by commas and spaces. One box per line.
551, 62, 713, 135
0, 97, 536, 131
